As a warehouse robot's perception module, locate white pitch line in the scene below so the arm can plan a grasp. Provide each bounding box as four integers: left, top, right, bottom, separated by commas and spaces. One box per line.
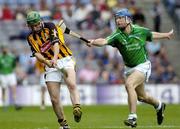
71, 125, 180, 129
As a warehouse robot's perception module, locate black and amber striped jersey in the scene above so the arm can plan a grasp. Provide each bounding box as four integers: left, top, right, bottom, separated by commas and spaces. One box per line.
27, 22, 72, 60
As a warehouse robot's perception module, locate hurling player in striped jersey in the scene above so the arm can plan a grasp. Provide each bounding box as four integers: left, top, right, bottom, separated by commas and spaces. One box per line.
26, 11, 82, 129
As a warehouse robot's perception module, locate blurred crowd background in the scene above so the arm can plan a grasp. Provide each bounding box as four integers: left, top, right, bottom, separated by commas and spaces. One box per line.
0, 0, 179, 86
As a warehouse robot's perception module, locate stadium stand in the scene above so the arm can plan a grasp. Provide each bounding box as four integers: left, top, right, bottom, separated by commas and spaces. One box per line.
163, 0, 180, 35
0, 0, 179, 85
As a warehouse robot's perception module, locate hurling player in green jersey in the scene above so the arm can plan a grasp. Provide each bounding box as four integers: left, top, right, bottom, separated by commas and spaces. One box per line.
87, 8, 174, 128
0, 44, 22, 110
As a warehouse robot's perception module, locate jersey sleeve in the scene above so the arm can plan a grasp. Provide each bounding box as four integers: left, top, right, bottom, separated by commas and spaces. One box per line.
27, 36, 38, 57
56, 26, 65, 44
105, 32, 119, 47
46, 22, 60, 45
145, 28, 152, 42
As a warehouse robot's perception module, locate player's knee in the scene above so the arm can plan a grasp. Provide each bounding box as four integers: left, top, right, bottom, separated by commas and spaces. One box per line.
138, 95, 148, 102
50, 96, 59, 105
125, 81, 135, 90
67, 83, 76, 91
137, 96, 145, 102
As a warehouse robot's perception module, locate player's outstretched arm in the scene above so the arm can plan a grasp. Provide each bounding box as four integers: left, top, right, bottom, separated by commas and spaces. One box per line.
87, 38, 108, 47
152, 29, 174, 40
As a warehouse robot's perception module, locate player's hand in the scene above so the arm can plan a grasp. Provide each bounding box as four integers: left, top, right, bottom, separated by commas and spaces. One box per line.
46, 60, 53, 68
51, 58, 57, 67
167, 29, 174, 39
86, 40, 94, 47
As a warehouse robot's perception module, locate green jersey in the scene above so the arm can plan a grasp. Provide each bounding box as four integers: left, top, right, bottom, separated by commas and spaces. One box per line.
0, 53, 16, 74
106, 24, 152, 67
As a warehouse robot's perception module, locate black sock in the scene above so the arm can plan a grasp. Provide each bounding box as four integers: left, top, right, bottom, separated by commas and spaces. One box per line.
73, 104, 81, 109
58, 119, 68, 126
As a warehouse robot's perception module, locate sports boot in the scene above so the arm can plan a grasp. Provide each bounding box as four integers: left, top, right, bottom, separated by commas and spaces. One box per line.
156, 103, 166, 125
124, 118, 137, 128
73, 104, 82, 122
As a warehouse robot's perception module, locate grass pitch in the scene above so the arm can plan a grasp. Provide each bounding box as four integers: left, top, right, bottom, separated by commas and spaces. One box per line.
0, 104, 179, 129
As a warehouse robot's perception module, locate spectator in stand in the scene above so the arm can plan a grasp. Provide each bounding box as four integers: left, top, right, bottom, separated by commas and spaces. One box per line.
165, 65, 178, 83
109, 62, 124, 84
86, 0, 101, 30
133, 8, 146, 26
146, 40, 161, 56
165, 0, 176, 16
99, 48, 110, 66
154, 65, 166, 83
62, 3, 77, 29
1, 3, 13, 20
106, 0, 118, 9
96, 68, 110, 85
9, 23, 30, 41
51, 3, 62, 20
78, 63, 99, 84
73, 1, 90, 30
128, 0, 137, 16
14, 4, 26, 20
26, 3, 37, 13
100, 3, 112, 26
39, 0, 51, 21
151, 0, 162, 32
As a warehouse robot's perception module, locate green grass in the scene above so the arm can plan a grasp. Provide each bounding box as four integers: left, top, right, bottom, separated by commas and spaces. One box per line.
0, 104, 180, 129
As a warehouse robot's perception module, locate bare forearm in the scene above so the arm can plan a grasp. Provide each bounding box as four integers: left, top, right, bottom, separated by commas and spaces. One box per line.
34, 53, 50, 66
152, 29, 173, 40
53, 43, 59, 59
152, 32, 168, 39
92, 38, 107, 47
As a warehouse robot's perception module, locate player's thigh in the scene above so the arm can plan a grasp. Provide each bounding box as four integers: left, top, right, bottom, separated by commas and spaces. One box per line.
64, 68, 76, 87
46, 82, 61, 99
62, 56, 76, 87
0, 75, 8, 88
125, 70, 145, 88
8, 73, 17, 86
135, 83, 146, 97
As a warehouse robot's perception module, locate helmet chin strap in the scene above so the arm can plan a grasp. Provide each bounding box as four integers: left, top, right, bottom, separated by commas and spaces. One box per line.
119, 22, 130, 31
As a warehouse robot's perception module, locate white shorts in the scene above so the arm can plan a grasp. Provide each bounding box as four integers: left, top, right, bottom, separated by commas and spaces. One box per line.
44, 56, 75, 82
0, 73, 17, 88
124, 60, 151, 82
40, 73, 46, 87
